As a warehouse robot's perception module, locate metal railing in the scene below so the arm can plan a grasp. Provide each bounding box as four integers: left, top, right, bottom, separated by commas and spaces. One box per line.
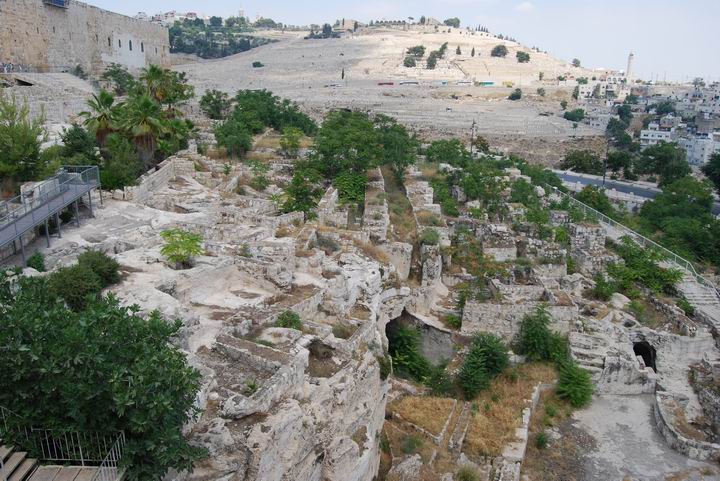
93, 434, 126, 481
551, 186, 720, 299
0, 165, 99, 234
1, 406, 125, 481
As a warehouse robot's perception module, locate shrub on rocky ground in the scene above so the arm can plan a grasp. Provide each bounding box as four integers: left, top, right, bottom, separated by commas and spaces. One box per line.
48, 264, 102, 311
276, 310, 302, 330
556, 360, 593, 408
26, 252, 45, 272
78, 250, 120, 287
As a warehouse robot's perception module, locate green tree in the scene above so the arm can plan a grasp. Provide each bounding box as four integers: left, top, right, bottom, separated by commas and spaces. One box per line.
282, 161, 324, 217
209, 16, 223, 27
199, 89, 231, 120
491, 45, 508, 57
101, 63, 137, 96
557, 360, 593, 407
60, 124, 100, 165
374, 114, 418, 183
280, 127, 303, 158
0, 93, 46, 184
516, 51, 530, 63
560, 150, 603, 175
654, 100, 676, 116
457, 345, 490, 399
100, 134, 142, 191
576, 186, 619, 218
119, 94, 166, 168
471, 46, 476, 57
160, 228, 204, 268
701, 152, 720, 195
403, 56, 417, 67
406, 45, 426, 57
516, 306, 553, 361
563, 108, 585, 122
214, 117, 253, 158
560, 100, 568, 110
617, 104, 633, 124
444, 17, 461, 28
0, 273, 204, 481
80, 90, 118, 147
312, 110, 381, 178
425, 139, 470, 167
636, 142, 690, 187
572, 58, 581, 67
508, 88, 522, 100
426, 52, 438, 69
456, 45, 462, 55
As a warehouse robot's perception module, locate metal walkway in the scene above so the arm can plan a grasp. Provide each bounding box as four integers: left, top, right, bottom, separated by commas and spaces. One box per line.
0, 166, 100, 264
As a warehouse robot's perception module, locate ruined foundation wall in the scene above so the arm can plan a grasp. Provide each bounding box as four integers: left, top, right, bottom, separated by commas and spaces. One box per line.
0, 0, 169, 72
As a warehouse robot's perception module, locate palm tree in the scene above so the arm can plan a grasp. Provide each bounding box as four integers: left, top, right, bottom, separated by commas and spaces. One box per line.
79, 90, 117, 147
119, 94, 166, 169
139, 65, 167, 104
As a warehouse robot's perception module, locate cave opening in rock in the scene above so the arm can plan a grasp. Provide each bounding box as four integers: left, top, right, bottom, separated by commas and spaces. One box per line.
386, 310, 454, 367
633, 341, 657, 372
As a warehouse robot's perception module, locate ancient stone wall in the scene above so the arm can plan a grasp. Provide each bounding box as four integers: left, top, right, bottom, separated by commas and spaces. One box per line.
0, 0, 169, 73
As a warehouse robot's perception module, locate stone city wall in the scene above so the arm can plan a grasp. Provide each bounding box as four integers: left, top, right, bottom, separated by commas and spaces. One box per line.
0, 0, 169, 73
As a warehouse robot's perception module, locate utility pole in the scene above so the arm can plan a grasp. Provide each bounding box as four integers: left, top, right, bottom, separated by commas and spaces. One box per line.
470, 119, 477, 156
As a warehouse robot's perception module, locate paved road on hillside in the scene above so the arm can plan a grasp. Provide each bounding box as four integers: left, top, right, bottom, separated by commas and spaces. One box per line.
553, 170, 720, 215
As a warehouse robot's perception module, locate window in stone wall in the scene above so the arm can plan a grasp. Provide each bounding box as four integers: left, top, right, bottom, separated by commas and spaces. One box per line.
108, 37, 111, 47
129, 40, 133, 51
141, 42, 144, 53
118, 39, 122, 48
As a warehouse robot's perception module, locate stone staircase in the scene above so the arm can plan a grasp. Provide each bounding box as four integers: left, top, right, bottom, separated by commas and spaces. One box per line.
0, 444, 102, 481
569, 332, 609, 379
675, 272, 720, 329
0, 444, 36, 481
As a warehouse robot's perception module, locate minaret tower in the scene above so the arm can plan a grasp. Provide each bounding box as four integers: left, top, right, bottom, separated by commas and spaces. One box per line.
626, 52, 635, 81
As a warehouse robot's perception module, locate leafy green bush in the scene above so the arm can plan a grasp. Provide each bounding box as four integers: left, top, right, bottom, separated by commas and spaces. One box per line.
77, 250, 120, 287
446, 314, 462, 330
48, 264, 102, 311
199, 89, 231, 120
214, 118, 253, 158
401, 434, 423, 454
563, 109, 585, 122
427, 363, 454, 396
26, 252, 45, 272
590, 273, 616, 301
677, 298, 695, 317
403, 56, 417, 67
419, 228, 440, 246
387, 325, 432, 382
508, 88, 522, 101
516, 306, 553, 361
160, 229, 204, 268
470, 333, 509, 377
535, 431, 549, 449
276, 310, 302, 330
457, 344, 490, 399
608, 237, 682, 294
556, 360, 594, 408
0, 273, 204, 481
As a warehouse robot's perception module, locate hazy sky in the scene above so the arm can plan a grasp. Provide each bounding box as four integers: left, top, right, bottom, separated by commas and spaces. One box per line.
84, 0, 720, 82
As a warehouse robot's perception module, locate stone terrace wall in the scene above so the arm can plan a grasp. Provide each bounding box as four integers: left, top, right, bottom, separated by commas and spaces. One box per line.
0, 0, 169, 73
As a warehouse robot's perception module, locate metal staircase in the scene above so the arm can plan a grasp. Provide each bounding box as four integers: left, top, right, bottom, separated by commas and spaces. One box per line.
1, 408, 125, 481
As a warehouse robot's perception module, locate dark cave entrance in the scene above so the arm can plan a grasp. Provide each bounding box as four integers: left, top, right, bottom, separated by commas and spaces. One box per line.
633, 341, 657, 372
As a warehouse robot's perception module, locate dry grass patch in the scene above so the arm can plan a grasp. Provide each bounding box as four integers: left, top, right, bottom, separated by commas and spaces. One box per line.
418, 162, 439, 181
381, 166, 417, 242
253, 134, 282, 150
671, 404, 708, 442
390, 396, 455, 436
353, 239, 389, 264
246, 151, 276, 163
464, 363, 556, 458
416, 210, 443, 227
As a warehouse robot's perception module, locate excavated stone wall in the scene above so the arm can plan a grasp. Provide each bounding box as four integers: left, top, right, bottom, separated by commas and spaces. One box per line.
0, 0, 169, 72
